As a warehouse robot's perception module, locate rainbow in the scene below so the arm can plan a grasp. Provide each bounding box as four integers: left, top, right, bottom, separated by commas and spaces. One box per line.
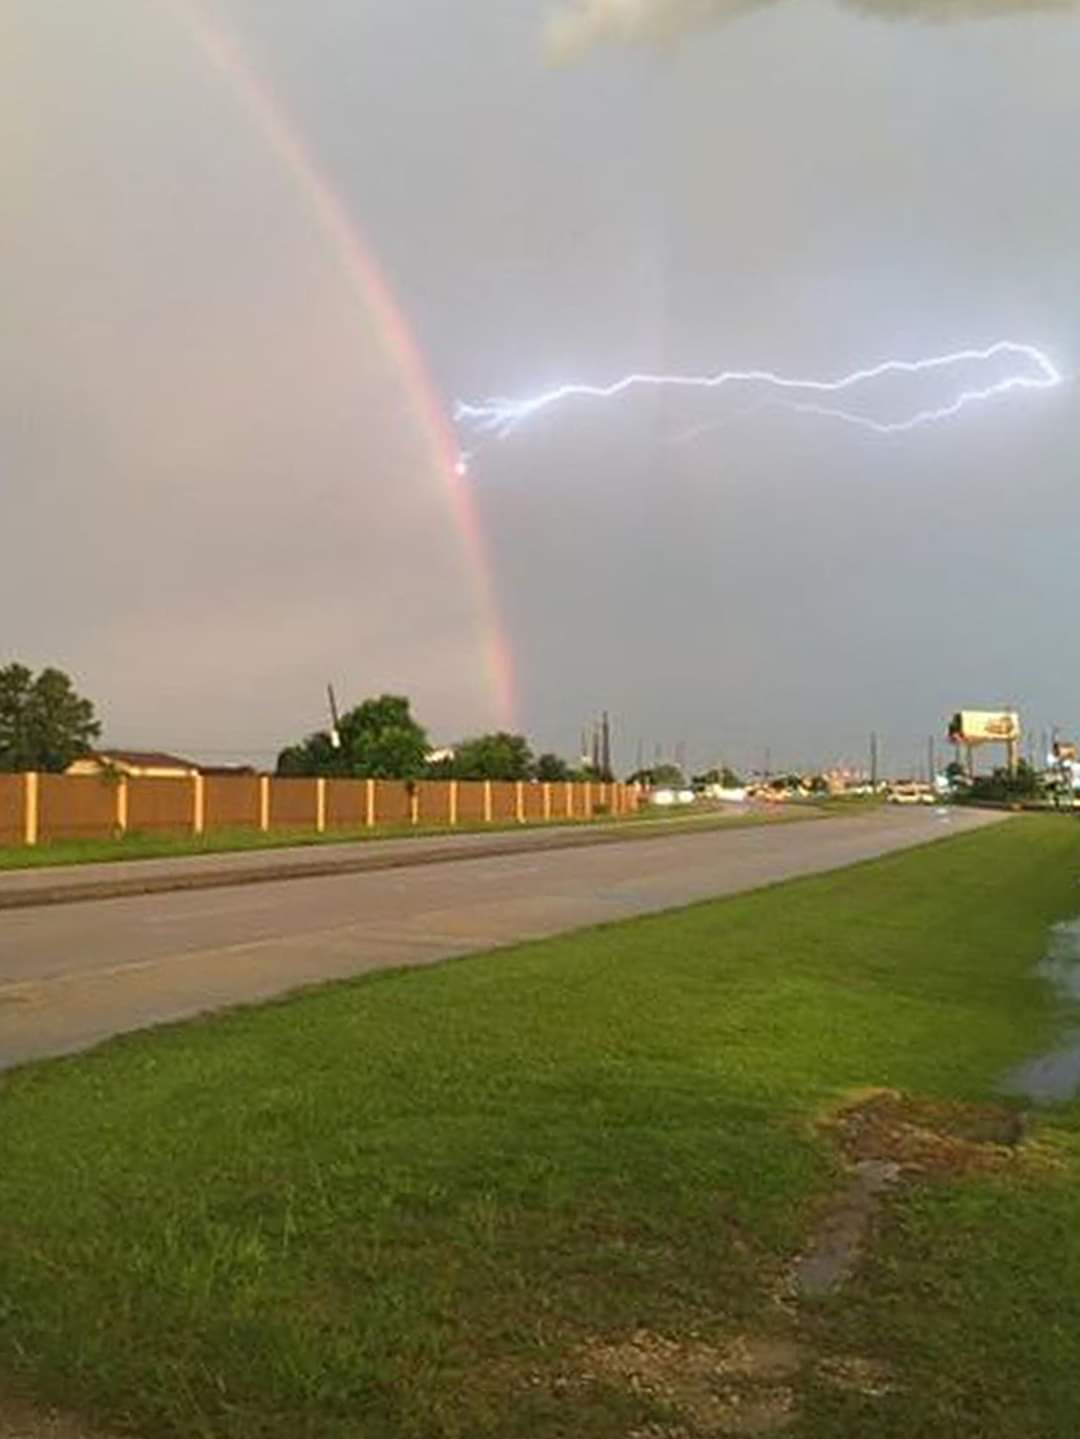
169, 1, 516, 727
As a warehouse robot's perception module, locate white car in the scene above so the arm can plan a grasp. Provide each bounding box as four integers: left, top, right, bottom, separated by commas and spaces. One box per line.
888, 784, 933, 805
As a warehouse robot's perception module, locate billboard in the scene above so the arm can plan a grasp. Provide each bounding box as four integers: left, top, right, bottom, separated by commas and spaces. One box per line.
948, 711, 1020, 745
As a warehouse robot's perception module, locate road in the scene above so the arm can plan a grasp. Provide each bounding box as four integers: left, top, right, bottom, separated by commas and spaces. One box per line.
0, 807, 1004, 1069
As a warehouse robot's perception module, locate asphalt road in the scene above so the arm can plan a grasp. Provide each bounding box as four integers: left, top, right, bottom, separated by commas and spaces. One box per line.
0, 807, 1004, 1069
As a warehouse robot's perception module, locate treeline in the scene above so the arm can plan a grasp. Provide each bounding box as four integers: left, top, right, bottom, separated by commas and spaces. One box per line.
276, 695, 602, 783
952, 760, 1044, 805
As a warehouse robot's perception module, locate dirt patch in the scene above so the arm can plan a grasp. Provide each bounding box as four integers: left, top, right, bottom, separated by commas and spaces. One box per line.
816, 1355, 897, 1398
0, 1399, 118, 1439
824, 1089, 1025, 1178
572, 1326, 900, 1435
581, 1329, 803, 1436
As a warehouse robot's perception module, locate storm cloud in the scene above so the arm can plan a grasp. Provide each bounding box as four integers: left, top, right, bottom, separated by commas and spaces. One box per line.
4, 0, 1080, 775
547, 0, 1077, 59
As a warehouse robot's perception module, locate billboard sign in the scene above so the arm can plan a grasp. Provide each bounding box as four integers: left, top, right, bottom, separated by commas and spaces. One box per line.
948, 711, 1021, 745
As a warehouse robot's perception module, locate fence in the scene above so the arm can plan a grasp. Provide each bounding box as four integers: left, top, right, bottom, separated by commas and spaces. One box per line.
0, 772, 639, 847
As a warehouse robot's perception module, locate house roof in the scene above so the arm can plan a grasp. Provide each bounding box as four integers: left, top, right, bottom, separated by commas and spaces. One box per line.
94, 749, 199, 770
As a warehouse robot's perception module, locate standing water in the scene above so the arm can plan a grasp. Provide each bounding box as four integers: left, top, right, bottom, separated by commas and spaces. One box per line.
1002, 918, 1080, 1104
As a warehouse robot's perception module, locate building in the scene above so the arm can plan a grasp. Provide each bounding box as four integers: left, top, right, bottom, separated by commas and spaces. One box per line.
66, 750, 200, 780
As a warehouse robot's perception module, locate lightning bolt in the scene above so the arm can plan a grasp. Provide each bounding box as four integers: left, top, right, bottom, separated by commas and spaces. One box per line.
788, 374, 1061, 436
674, 372, 1066, 445
455, 341, 1063, 445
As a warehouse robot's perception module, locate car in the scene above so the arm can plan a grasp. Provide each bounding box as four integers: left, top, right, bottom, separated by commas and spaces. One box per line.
888, 783, 934, 805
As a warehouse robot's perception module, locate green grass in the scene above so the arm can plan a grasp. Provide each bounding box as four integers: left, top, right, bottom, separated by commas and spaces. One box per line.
2, 817, 1079, 1437
0, 804, 818, 873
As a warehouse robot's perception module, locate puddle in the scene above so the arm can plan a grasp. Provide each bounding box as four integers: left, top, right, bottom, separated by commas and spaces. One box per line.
783, 1160, 899, 1300
1003, 1033, 1080, 1104
1036, 930, 1080, 1002
1002, 919, 1080, 1104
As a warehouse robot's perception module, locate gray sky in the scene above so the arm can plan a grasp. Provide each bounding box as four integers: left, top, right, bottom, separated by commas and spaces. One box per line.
3, 1, 1079, 775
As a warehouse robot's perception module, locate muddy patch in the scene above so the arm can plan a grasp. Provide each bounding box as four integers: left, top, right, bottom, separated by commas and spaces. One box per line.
825, 1089, 1024, 1176
778, 1090, 1024, 1304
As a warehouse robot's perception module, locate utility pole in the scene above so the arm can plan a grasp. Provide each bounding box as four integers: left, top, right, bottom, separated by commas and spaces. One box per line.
600, 711, 612, 781
327, 684, 342, 752
870, 732, 878, 791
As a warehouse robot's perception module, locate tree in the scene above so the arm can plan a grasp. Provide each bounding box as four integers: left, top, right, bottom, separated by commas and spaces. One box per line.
0, 663, 100, 772
967, 760, 1043, 805
692, 765, 744, 789
276, 694, 428, 778
626, 763, 684, 788
945, 759, 968, 785
450, 732, 535, 781
535, 752, 572, 782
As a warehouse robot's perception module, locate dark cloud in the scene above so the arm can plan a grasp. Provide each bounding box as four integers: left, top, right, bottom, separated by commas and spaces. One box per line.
547, 0, 1077, 60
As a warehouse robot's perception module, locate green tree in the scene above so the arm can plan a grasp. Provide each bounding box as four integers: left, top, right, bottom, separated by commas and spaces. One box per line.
451, 732, 535, 782
967, 760, 1043, 805
276, 695, 428, 779
0, 663, 100, 772
692, 765, 744, 789
535, 752, 572, 782
424, 751, 456, 780
627, 763, 684, 789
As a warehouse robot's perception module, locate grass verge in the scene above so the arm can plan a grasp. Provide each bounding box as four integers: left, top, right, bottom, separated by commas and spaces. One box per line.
1, 817, 1078, 1437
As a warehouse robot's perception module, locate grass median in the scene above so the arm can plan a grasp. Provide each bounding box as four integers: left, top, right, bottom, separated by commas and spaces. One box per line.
1, 816, 1078, 1437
